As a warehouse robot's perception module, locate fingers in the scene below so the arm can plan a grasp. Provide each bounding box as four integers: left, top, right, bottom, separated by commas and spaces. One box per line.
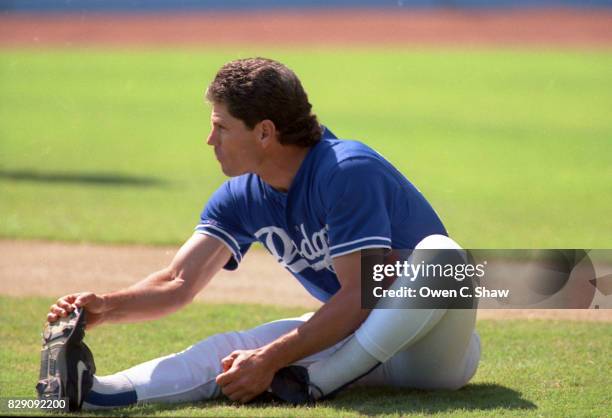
47, 303, 68, 322
47, 311, 59, 322
217, 352, 243, 385
220, 379, 256, 403
222, 351, 240, 363
60, 294, 78, 304
219, 379, 242, 396
221, 358, 233, 373
216, 350, 267, 403
225, 389, 248, 402
221, 351, 240, 372
216, 362, 243, 392
46, 293, 91, 323
57, 298, 75, 312
74, 292, 95, 308
215, 369, 233, 387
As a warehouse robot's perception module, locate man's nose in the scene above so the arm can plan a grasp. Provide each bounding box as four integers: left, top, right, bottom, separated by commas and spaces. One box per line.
206, 132, 216, 146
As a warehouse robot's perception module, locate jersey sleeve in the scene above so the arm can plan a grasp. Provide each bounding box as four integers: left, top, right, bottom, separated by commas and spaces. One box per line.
195, 181, 254, 270
324, 158, 395, 258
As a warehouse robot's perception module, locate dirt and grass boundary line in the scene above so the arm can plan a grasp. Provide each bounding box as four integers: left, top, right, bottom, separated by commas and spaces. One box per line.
1, 239, 609, 321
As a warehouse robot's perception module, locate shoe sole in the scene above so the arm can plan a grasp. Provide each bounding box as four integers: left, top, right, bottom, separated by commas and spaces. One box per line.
36, 308, 88, 411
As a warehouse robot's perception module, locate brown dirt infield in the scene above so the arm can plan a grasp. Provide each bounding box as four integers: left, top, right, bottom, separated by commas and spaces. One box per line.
1, 9, 611, 49
1, 239, 610, 322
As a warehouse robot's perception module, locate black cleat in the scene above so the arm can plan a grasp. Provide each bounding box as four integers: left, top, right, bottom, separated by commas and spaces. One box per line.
264, 365, 320, 406
36, 308, 96, 411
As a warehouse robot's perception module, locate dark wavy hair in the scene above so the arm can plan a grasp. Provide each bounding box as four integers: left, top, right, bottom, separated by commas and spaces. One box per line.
206, 58, 322, 147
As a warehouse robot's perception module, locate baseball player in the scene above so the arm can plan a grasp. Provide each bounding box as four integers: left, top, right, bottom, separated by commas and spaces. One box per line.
37, 57, 480, 410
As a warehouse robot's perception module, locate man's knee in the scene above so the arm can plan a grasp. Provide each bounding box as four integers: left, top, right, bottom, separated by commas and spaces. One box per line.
436, 330, 481, 391
415, 234, 462, 251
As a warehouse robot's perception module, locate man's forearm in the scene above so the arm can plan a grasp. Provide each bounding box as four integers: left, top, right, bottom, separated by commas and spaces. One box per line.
99, 268, 192, 324
259, 286, 369, 371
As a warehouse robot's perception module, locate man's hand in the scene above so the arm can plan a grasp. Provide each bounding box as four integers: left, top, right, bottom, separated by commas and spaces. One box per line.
47, 292, 106, 329
215, 349, 278, 403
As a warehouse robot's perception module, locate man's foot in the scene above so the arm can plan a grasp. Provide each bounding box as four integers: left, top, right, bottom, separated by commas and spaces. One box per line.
259, 365, 322, 405
36, 308, 96, 411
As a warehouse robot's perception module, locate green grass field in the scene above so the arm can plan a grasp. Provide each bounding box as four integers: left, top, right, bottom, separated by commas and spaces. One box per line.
1, 296, 610, 417
1, 49, 611, 248
1, 47, 610, 418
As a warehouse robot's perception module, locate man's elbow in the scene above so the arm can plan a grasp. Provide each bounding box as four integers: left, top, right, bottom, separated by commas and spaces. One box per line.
175, 278, 198, 306
164, 268, 198, 307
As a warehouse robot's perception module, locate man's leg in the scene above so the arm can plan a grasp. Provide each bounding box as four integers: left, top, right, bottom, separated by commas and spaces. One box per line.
353, 310, 480, 390
307, 234, 480, 397
83, 312, 345, 409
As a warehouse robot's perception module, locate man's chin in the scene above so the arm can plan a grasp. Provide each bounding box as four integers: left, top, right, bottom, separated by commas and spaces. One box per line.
220, 165, 245, 178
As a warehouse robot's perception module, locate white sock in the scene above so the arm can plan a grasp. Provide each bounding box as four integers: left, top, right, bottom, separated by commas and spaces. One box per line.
307, 337, 379, 398
82, 374, 137, 410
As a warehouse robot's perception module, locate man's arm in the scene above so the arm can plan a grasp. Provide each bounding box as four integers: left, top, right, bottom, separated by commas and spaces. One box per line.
216, 250, 370, 403
47, 234, 231, 328
258, 251, 369, 365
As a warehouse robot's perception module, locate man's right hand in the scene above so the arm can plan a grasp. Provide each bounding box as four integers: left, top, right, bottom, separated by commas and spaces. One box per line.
47, 292, 106, 329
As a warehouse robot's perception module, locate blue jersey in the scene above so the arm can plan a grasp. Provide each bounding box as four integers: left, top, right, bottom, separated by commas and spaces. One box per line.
196, 128, 447, 302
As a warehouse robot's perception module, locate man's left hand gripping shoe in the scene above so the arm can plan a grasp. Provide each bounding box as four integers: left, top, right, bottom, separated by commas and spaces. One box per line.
36, 307, 96, 412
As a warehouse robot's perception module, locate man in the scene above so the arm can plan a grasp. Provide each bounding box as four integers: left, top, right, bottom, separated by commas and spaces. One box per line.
38, 58, 481, 410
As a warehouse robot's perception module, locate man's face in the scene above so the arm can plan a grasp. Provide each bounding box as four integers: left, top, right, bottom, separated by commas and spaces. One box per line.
207, 102, 262, 177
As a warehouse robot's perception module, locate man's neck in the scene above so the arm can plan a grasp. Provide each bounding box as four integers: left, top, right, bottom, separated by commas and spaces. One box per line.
256, 145, 311, 193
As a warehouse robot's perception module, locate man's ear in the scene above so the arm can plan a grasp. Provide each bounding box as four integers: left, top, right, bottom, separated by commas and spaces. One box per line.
258, 119, 277, 146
